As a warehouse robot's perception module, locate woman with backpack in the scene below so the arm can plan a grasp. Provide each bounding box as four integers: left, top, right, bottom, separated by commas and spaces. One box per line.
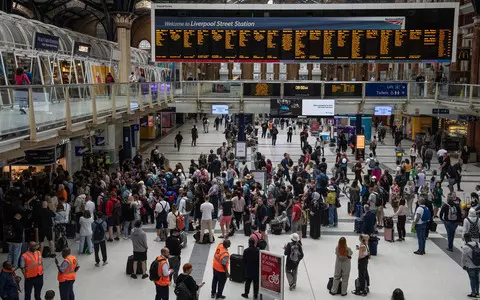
463, 208, 480, 241
175, 263, 204, 300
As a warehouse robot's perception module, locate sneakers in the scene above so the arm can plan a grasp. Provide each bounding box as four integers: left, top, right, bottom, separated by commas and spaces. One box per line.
114, 237, 120, 241
467, 293, 478, 298
103, 261, 108, 266
414, 250, 424, 255
216, 296, 226, 299
211, 293, 216, 299
107, 239, 113, 242
154, 237, 161, 242
241, 294, 249, 299
131, 274, 138, 279
95, 263, 100, 267
142, 274, 149, 279
289, 283, 296, 291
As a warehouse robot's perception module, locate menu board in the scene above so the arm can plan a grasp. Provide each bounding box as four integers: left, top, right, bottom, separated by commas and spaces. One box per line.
155, 28, 454, 61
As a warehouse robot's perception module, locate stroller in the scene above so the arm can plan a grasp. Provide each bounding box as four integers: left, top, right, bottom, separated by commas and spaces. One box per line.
270, 211, 290, 235
54, 224, 69, 252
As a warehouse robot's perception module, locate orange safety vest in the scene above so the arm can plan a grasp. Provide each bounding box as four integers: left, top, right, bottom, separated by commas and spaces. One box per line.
57, 255, 77, 282
154, 257, 170, 286
212, 244, 229, 273
22, 250, 43, 278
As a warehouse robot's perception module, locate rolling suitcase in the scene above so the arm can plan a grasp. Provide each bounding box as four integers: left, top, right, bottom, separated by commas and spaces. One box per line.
354, 218, 364, 234
354, 204, 363, 218
368, 236, 379, 256
301, 224, 307, 238
384, 227, 394, 242
244, 222, 252, 236
229, 246, 245, 283
126, 255, 144, 275
270, 221, 283, 235
180, 231, 187, 248
194, 231, 215, 244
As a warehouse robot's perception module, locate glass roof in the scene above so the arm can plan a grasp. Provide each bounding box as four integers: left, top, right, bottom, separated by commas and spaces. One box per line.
0, 11, 151, 65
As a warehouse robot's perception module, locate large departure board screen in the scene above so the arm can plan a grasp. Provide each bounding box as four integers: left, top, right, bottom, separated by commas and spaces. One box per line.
153, 4, 457, 62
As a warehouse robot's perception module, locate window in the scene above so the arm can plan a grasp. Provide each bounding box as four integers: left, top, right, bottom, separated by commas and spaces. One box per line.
138, 40, 151, 50
96, 22, 107, 40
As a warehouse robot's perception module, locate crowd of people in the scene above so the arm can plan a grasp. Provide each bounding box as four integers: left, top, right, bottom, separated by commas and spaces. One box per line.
0, 114, 478, 299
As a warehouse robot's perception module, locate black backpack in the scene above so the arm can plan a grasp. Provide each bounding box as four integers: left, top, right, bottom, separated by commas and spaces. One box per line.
468, 243, 480, 267
174, 281, 192, 298
149, 257, 166, 281
93, 221, 105, 241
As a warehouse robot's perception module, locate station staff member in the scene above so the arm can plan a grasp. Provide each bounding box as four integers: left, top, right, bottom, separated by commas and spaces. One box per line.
211, 240, 231, 299
20, 242, 44, 300
154, 248, 173, 300
55, 248, 79, 300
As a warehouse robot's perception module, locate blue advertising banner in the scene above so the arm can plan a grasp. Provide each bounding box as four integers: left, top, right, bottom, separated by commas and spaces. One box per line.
156, 17, 405, 30
34, 32, 59, 52
365, 83, 408, 97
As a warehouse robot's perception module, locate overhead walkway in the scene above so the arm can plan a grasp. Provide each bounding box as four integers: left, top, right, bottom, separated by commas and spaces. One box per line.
0, 80, 479, 155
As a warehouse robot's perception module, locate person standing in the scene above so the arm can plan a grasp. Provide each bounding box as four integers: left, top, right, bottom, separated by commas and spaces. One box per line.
199, 198, 214, 244
177, 191, 192, 233
91, 212, 108, 267
191, 125, 198, 147
7, 213, 23, 269
130, 221, 149, 279
440, 197, 462, 252
290, 197, 303, 239
155, 197, 170, 242
369, 136, 377, 157
153, 248, 173, 300
55, 248, 79, 300
392, 199, 407, 241
330, 237, 352, 296
232, 191, 245, 230
271, 126, 278, 146
165, 230, 182, 283
38, 201, 55, 258
412, 198, 430, 255
105, 192, 121, 242
461, 232, 480, 298
219, 194, 233, 239
105, 72, 114, 96
176, 264, 205, 300
326, 186, 338, 228
409, 144, 418, 164
211, 240, 231, 299
242, 238, 260, 299
284, 233, 304, 291
287, 126, 293, 143
20, 242, 43, 300
352, 235, 370, 296
78, 211, 93, 255
0, 261, 20, 300
175, 132, 183, 152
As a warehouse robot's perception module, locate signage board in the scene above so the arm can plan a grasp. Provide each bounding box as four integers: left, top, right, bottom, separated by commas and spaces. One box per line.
251, 170, 266, 189
74, 146, 88, 157
243, 83, 281, 97
365, 83, 407, 97
432, 108, 449, 114
259, 251, 284, 300
74, 41, 91, 56
301, 99, 335, 116
34, 32, 59, 52
458, 115, 476, 122
374, 106, 393, 116
324, 83, 363, 97
457, 48, 471, 61
24, 148, 56, 165
212, 104, 229, 114
356, 135, 365, 149
284, 83, 321, 97
235, 141, 247, 159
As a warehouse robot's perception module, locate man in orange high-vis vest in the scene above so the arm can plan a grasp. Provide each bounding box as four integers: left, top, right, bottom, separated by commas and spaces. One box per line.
154, 248, 173, 300
55, 248, 79, 300
211, 240, 231, 299
20, 242, 43, 300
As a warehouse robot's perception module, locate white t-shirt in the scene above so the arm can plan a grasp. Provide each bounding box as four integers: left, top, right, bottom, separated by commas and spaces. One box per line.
85, 200, 95, 217
178, 197, 190, 215
415, 206, 425, 224
155, 200, 170, 214
167, 212, 178, 230
200, 202, 215, 220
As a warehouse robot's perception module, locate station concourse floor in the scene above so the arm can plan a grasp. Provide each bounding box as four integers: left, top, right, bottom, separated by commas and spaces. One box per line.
2, 118, 477, 300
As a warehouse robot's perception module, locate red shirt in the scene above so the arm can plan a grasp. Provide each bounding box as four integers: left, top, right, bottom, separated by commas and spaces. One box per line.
106, 197, 118, 217
292, 202, 302, 221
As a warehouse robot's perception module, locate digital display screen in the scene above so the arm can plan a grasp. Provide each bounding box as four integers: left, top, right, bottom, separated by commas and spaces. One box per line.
302, 99, 335, 116
374, 106, 393, 116
212, 104, 229, 114
243, 83, 281, 97
284, 83, 321, 97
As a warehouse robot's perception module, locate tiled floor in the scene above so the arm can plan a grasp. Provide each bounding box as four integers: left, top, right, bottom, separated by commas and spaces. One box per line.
1, 118, 476, 300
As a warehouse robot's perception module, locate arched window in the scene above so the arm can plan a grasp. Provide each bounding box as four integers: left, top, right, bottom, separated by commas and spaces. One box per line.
96, 22, 107, 40
138, 40, 151, 50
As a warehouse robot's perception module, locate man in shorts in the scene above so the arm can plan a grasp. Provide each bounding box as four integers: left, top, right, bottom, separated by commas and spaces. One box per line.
130, 221, 149, 279
38, 201, 55, 257
155, 197, 170, 242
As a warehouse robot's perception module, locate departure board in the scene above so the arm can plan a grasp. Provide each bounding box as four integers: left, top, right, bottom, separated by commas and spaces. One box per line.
155, 28, 454, 62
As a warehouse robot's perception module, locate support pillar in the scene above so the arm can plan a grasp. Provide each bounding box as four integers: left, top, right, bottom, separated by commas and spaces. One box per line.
307, 64, 313, 80
260, 63, 267, 80
273, 64, 280, 80
286, 64, 299, 80
241, 63, 254, 80
113, 13, 136, 83
471, 17, 480, 84
228, 63, 233, 80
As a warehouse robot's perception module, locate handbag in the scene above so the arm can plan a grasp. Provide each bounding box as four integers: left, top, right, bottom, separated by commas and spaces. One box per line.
335, 199, 342, 208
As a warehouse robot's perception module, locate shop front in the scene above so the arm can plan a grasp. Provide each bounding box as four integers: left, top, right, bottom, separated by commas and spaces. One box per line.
140, 107, 177, 140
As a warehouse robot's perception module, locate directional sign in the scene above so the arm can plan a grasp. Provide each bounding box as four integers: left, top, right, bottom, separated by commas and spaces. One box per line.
432, 108, 449, 114
365, 83, 408, 97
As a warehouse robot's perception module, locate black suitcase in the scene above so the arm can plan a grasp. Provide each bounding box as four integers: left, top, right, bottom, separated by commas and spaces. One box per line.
354, 218, 363, 234
429, 221, 437, 232
42, 246, 52, 258
271, 223, 283, 235
243, 222, 252, 236
327, 277, 341, 294
126, 255, 144, 275
193, 231, 215, 244
310, 217, 321, 239
55, 236, 68, 252
66, 224, 76, 239
301, 224, 307, 238
229, 246, 245, 283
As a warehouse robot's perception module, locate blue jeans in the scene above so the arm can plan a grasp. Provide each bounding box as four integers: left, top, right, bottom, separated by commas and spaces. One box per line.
184, 214, 190, 232
123, 221, 131, 238
444, 221, 458, 250
228, 178, 234, 190
415, 223, 427, 252
467, 268, 480, 295
8, 243, 22, 269
211, 269, 227, 297
328, 204, 337, 226
79, 235, 93, 254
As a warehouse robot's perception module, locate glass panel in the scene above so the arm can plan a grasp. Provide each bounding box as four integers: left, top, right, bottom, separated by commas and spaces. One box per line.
0, 86, 30, 139
70, 85, 93, 122
32, 84, 66, 133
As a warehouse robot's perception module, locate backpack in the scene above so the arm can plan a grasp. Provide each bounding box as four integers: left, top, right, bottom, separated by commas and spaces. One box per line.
257, 239, 267, 250
468, 218, 480, 239
217, 147, 222, 155
467, 243, 480, 267
149, 258, 166, 281
373, 192, 382, 207
185, 199, 194, 212
174, 281, 192, 298
113, 200, 122, 216
319, 174, 328, 187
289, 243, 302, 263
370, 140, 377, 149
229, 152, 235, 160
175, 212, 185, 231
368, 158, 376, 169
447, 204, 457, 221
421, 205, 431, 222
93, 221, 106, 241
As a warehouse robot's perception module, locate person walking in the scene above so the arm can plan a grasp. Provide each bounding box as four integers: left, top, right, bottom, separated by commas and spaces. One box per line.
409, 144, 418, 164
153, 248, 173, 300
78, 210, 93, 255
191, 125, 198, 147
91, 212, 108, 267
130, 221, 149, 279
440, 196, 462, 252
199, 198, 214, 244
287, 126, 293, 143
392, 199, 407, 241
330, 237, 352, 296
175, 132, 183, 152
284, 233, 304, 291
271, 126, 278, 146
7, 213, 23, 269
461, 232, 480, 298
175, 263, 205, 300
412, 198, 430, 255
20, 242, 43, 300
211, 240, 231, 299
463, 208, 480, 242
165, 229, 182, 283
369, 136, 377, 157
0, 261, 20, 300
55, 248, 79, 300
241, 238, 260, 299
352, 234, 370, 296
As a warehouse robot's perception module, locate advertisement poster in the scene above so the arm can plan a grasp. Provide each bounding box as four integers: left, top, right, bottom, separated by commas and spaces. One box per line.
260, 251, 284, 299
270, 98, 302, 116
235, 141, 247, 159
302, 99, 335, 116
